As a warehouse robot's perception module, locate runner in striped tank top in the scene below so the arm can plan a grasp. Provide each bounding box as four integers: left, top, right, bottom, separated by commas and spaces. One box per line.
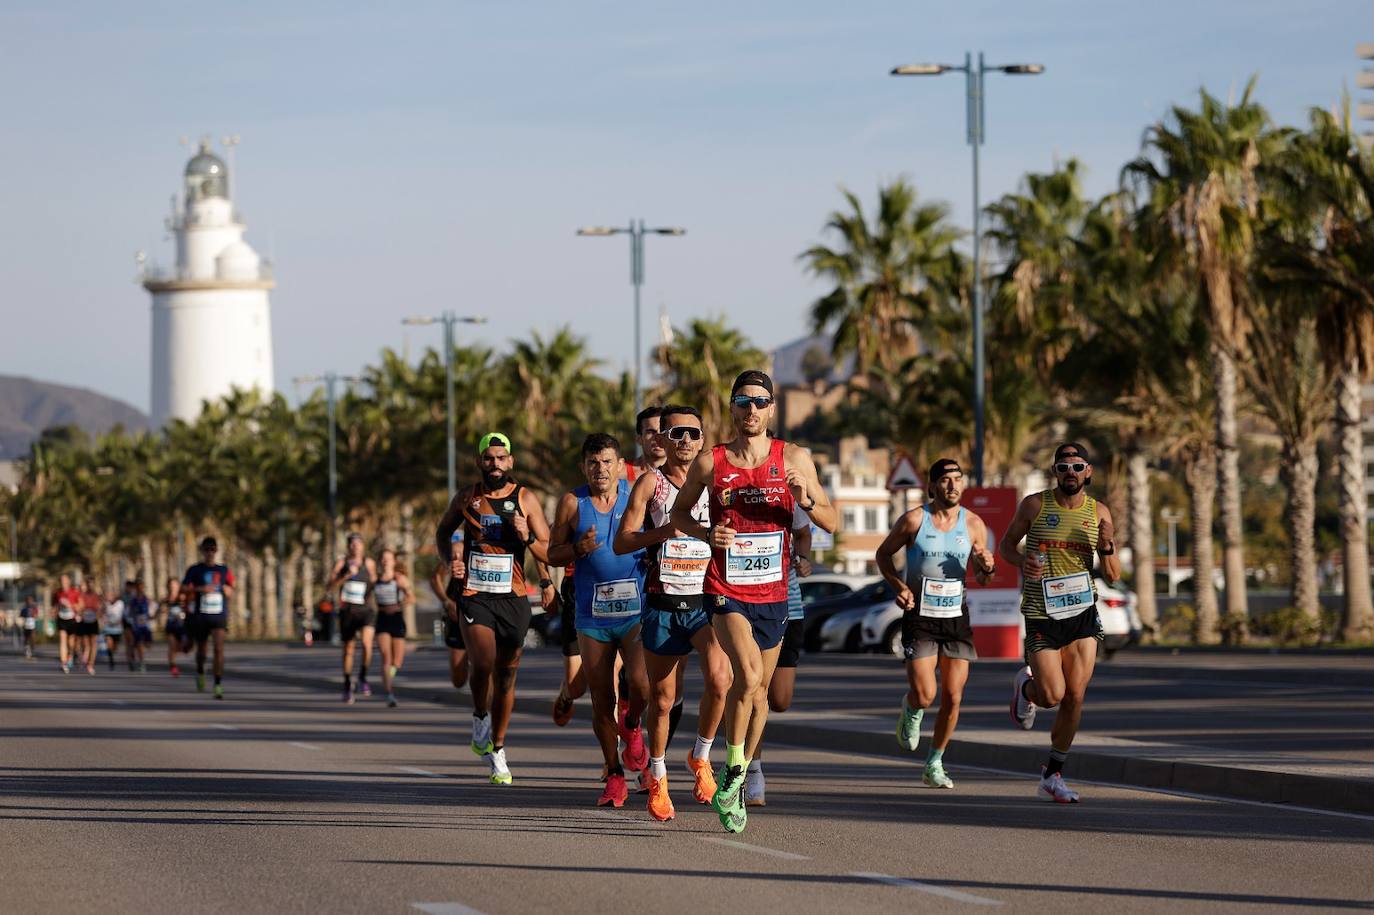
998, 443, 1122, 804
372, 548, 412, 708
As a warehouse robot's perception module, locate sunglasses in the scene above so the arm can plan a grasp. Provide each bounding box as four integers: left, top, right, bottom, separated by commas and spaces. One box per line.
1055, 462, 1087, 473
664, 425, 703, 442
731, 395, 773, 409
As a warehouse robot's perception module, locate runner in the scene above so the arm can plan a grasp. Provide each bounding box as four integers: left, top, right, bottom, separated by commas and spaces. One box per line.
373, 548, 411, 708
434, 432, 552, 786
52, 574, 80, 673
999, 443, 1121, 803
326, 533, 378, 704
548, 433, 650, 807
671, 370, 837, 833
549, 563, 586, 727
427, 562, 470, 693
626, 406, 665, 481
614, 405, 732, 821
745, 508, 814, 807
126, 580, 153, 672
876, 458, 995, 789
101, 587, 126, 671
162, 576, 191, 677
77, 579, 102, 675
183, 536, 235, 699
19, 594, 39, 660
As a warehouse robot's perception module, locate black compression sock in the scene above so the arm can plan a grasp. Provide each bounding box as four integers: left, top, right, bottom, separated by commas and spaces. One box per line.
666, 698, 685, 749
343, 674, 352, 690
359, 664, 368, 683
214, 675, 222, 686
1046, 747, 1068, 777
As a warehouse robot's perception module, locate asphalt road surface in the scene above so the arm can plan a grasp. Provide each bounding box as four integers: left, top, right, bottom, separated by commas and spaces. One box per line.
2, 651, 1372, 914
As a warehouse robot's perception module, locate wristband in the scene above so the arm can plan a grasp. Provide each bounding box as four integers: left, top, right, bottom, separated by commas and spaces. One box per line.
799, 497, 816, 512
525, 531, 537, 546
538, 578, 553, 589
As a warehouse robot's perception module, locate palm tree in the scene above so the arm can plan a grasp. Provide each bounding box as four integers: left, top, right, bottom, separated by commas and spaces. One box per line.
800, 180, 965, 383
1125, 80, 1285, 634
649, 316, 767, 442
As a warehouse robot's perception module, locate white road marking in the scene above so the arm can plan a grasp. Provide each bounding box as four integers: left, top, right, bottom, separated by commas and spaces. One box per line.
289, 741, 322, 751
210, 723, 238, 731
395, 766, 441, 778
853, 872, 1003, 906
702, 837, 811, 861
411, 903, 487, 915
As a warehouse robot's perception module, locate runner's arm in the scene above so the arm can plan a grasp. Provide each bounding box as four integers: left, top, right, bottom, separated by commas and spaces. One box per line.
324, 560, 347, 591
544, 493, 581, 567
670, 452, 714, 543
427, 568, 448, 605
1096, 503, 1122, 584
614, 472, 673, 554
875, 509, 921, 603
966, 512, 996, 585
221, 570, 235, 600
998, 494, 1041, 569
435, 490, 466, 562
518, 488, 553, 565
785, 444, 838, 533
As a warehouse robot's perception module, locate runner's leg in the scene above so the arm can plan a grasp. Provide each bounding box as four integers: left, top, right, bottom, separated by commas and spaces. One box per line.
490, 641, 523, 748
931, 656, 969, 750
580, 635, 622, 773
1050, 638, 1097, 754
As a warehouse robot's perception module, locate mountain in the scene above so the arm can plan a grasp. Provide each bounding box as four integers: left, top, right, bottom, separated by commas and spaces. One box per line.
0, 375, 148, 459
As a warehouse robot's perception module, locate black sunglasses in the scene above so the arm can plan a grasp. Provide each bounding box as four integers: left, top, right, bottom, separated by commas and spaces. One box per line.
731, 395, 773, 409
1055, 462, 1087, 473
664, 425, 703, 442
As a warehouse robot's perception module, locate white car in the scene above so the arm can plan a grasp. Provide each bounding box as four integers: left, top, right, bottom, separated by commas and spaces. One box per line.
861, 577, 1140, 656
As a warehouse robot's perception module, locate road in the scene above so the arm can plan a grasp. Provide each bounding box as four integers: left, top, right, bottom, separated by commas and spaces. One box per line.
2, 648, 1373, 914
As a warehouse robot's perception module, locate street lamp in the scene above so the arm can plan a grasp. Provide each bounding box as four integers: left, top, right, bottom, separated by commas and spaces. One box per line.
576, 220, 686, 415
402, 313, 487, 499
1161, 507, 1185, 597
892, 51, 1044, 486
293, 372, 362, 562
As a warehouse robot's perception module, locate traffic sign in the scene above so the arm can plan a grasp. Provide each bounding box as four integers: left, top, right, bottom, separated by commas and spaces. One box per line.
885, 452, 922, 491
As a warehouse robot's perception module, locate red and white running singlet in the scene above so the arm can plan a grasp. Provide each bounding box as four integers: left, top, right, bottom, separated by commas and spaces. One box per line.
703, 438, 794, 603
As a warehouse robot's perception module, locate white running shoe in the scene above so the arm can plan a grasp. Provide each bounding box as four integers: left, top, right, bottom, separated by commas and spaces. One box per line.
1011, 666, 1037, 730
471, 714, 494, 756
744, 766, 766, 807
1037, 768, 1079, 803
487, 747, 512, 786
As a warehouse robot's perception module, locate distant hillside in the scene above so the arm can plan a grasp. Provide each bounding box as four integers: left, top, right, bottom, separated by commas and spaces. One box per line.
0, 375, 148, 459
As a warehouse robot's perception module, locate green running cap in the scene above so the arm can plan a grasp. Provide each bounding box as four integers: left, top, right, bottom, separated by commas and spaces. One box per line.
478, 432, 512, 454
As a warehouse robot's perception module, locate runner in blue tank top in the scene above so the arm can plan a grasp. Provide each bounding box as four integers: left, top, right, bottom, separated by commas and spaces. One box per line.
548, 433, 651, 808
876, 458, 996, 789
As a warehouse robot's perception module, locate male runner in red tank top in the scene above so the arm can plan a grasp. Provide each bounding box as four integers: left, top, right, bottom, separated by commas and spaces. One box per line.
671, 370, 837, 834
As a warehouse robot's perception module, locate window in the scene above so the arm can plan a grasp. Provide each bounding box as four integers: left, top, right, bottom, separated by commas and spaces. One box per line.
864, 507, 879, 531
842, 508, 857, 531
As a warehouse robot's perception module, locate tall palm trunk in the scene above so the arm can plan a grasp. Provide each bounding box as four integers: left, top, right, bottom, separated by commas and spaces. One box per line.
230, 542, 248, 637
282, 544, 302, 639
139, 537, 154, 585
1281, 437, 1322, 622
1213, 343, 1249, 639
1337, 359, 1374, 640
263, 548, 280, 639
400, 503, 417, 637
1127, 447, 1158, 640
1185, 448, 1220, 643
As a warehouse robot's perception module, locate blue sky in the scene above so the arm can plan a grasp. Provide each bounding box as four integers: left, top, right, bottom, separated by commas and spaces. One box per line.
0, 1, 1366, 412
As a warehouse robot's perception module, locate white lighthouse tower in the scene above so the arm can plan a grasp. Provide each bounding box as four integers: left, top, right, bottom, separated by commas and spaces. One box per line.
144, 139, 275, 427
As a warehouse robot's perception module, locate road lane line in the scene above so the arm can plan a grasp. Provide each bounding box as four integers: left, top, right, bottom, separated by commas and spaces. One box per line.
395, 766, 441, 778
701, 837, 811, 860
289, 741, 322, 751
852, 872, 1003, 906
411, 903, 487, 915
210, 724, 239, 731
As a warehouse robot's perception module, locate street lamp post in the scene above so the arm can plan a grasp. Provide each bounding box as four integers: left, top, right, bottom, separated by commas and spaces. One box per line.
576, 220, 686, 416
892, 52, 1044, 486
1161, 507, 1185, 598
294, 372, 362, 564
402, 313, 487, 499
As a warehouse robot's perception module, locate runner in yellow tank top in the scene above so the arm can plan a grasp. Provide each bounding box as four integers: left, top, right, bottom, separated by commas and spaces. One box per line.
998, 443, 1122, 804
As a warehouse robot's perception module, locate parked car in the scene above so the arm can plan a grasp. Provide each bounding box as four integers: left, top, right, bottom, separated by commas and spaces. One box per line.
860, 577, 1141, 657
798, 573, 865, 607
803, 577, 890, 652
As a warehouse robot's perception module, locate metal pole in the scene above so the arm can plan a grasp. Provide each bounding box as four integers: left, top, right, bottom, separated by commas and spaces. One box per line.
326, 372, 338, 565
631, 219, 644, 418
444, 312, 456, 499
969, 51, 986, 487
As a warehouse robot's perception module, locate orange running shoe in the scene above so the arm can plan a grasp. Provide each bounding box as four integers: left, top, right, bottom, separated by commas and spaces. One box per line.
598, 772, 628, 808
552, 689, 574, 727
686, 753, 717, 804
647, 774, 675, 821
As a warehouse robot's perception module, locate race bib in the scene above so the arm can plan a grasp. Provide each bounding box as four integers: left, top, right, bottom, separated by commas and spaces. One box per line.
467, 552, 514, 594
81, 610, 98, 623
592, 578, 641, 618
341, 580, 368, 605
919, 577, 965, 618
725, 531, 785, 586
23, 617, 37, 630
1041, 571, 1094, 619
201, 592, 225, 615
374, 581, 400, 605
58, 608, 75, 620
659, 537, 710, 594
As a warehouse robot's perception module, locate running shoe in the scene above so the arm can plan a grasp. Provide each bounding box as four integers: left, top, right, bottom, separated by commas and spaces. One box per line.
686, 754, 717, 804
342, 687, 354, 705
598, 772, 628, 807
923, 761, 955, 789
637, 767, 651, 795
170, 665, 180, 678
196, 674, 206, 693
712, 765, 747, 833
744, 766, 766, 807
213, 685, 224, 701
1011, 665, 1037, 730
61, 661, 70, 674
358, 681, 372, 698
647, 774, 675, 821
488, 748, 512, 786
387, 665, 398, 681
138, 663, 147, 673
621, 725, 649, 772
1037, 767, 1079, 803
552, 689, 575, 727
896, 696, 924, 751
471, 715, 494, 757
87, 666, 96, 676
387, 693, 398, 708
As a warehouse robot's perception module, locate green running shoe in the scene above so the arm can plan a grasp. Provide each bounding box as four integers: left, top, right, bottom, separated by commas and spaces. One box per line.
896, 697, 924, 752
213, 685, 224, 701
195, 674, 206, 693
712, 764, 747, 833
487, 748, 512, 785
923, 761, 954, 789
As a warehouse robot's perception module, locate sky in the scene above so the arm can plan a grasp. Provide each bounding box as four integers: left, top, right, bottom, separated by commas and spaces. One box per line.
0, 0, 1367, 412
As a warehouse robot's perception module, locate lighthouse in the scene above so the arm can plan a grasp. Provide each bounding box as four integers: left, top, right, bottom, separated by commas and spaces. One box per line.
144, 139, 275, 428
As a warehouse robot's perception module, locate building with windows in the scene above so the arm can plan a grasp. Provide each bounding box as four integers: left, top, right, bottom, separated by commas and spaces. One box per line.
817, 436, 913, 575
